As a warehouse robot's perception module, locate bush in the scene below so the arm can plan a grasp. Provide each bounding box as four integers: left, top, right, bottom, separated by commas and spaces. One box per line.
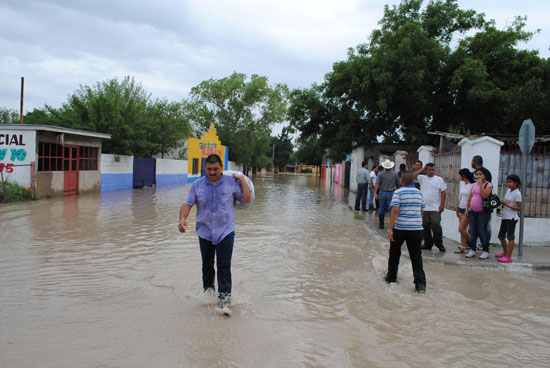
0, 181, 34, 202
301, 168, 312, 173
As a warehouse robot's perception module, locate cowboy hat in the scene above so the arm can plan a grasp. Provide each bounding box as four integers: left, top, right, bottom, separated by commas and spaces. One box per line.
381, 159, 395, 169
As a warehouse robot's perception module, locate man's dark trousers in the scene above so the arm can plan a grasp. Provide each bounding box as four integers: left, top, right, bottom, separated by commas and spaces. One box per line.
387, 229, 426, 286
355, 183, 368, 211
199, 231, 234, 295
422, 211, 443, 248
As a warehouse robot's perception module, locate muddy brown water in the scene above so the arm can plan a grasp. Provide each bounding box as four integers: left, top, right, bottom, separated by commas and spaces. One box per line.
1, 175, 549, 367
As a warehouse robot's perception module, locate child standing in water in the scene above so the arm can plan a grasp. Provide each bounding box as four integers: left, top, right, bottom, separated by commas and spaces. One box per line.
497, 175, 522, 263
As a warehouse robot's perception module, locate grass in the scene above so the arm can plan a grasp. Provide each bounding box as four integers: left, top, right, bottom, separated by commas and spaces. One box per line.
0, 181, 34, 203
349, 206, 366, 221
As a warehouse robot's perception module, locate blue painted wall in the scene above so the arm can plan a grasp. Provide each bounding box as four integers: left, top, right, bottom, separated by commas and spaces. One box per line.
156, 174, 188, 186
101, 173, 133, 192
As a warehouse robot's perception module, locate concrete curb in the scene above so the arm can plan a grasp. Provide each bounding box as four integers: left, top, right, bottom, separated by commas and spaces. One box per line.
358, 209, 550, 273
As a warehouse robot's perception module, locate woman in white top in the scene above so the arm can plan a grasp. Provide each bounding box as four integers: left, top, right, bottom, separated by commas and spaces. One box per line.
455, 169, 474, 253
496, 174, 522, 263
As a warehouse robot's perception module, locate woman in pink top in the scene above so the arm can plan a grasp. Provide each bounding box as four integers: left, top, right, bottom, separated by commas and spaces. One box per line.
465, 167, 493, 259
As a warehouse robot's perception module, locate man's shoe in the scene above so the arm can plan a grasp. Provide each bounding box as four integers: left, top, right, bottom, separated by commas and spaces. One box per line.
354, 207, 360, 211
415, 283, 426, 293
385, 275, 396, 283
437, 245, 446, 252
215, 295, 232, 316
378, 224, 384, 229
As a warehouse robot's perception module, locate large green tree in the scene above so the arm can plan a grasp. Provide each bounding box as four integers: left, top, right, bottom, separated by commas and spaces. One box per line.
289, 0, 550, 158
185, 72, 289, 168
24, 76, 192, 156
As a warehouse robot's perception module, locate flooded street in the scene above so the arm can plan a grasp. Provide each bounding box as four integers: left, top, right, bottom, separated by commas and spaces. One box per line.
1, 175, 550, 367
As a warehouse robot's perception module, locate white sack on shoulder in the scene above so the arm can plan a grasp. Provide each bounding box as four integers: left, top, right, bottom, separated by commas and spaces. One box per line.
223, 170, 255, 209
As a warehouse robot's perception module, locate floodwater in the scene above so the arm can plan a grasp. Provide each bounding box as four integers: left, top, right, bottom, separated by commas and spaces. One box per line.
1, 175, 549, 368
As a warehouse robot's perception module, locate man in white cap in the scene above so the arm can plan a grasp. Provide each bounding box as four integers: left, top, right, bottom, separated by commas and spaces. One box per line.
375, 159, 400, 229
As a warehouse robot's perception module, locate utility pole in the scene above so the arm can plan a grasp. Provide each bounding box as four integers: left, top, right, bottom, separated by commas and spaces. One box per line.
20, 77, 24, 124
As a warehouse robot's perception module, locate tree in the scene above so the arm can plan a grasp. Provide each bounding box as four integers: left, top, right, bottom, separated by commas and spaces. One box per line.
0, 107, 19, 124
270, 127, 294, 169
146, 99, 192, 158
24, 76, 192, 156
185, 73, 289, 168
289, 0, 550, 157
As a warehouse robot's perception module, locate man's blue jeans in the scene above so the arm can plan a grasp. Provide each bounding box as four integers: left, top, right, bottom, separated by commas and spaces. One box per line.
378, 190, 394, 228
199, 231, 234, 297
355, 183, 368, 210
369, 187, 375, 209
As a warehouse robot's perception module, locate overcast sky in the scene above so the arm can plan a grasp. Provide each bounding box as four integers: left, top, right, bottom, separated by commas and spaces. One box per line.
1, 0, 549, 122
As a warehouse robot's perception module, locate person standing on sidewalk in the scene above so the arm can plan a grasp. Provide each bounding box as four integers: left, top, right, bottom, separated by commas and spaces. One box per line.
355, 160, 370, 211
465, 167, 493, 259
413, 163, 447, 252
375, 159, 400, 229
368, 165, 378, 210
496, 175, 522, 263
386, 172, 427, 293
178, 154, 252, 315
455, 169, 474, 253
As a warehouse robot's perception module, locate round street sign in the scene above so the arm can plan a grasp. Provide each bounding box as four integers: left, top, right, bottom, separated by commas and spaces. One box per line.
519, 119, 535, 154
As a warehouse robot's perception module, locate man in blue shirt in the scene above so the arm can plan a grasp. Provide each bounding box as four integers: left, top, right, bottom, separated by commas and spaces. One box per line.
386, 172, 427, 293
179, 154, 252, 314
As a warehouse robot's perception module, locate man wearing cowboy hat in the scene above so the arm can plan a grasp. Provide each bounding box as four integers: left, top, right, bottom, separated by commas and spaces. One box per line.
375, 159, 401, 229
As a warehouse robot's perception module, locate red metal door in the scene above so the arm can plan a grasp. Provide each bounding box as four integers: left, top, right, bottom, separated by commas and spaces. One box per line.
63, 145, 79, 196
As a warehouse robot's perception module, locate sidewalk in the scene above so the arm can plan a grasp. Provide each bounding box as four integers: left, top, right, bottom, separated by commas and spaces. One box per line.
360, 209, 550, 272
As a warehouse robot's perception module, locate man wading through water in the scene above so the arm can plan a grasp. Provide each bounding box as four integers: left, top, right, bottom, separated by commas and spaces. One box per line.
178, 154, 252, 315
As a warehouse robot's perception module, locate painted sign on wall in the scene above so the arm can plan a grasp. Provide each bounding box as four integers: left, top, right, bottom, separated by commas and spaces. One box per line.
0, 130, 36, 188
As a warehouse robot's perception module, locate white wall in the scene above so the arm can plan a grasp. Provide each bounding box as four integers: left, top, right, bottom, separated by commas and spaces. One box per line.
226, 161, 241, 172
100, 154, 133, 174
0, 130, 36, 188
458, 136, 503, 185
441, 208, 550, 246
156, 158, 187, 174
417, 145, 436, 165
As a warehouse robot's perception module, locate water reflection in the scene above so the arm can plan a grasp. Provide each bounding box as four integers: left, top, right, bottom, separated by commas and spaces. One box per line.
1, 175, 549, 367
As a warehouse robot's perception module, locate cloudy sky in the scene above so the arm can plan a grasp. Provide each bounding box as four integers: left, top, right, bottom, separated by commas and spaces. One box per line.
1, 0, 549, 119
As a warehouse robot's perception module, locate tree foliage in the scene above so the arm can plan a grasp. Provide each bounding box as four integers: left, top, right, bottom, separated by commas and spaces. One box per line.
185, 72, 289, 168
271, 127, 294, 169
0, 107, 19, 124
24, 76, 191, 157
288, 0, 550, 159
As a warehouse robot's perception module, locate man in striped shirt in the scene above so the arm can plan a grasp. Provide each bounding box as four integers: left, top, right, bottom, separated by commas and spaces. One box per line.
385, 172, 427, 293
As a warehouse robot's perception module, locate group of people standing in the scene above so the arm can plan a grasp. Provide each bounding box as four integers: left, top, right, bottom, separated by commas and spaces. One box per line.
361, 155, 524, 293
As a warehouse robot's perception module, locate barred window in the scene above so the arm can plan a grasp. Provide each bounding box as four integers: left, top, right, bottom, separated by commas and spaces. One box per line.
79, 146, 98, 170
38, 142, 63, 171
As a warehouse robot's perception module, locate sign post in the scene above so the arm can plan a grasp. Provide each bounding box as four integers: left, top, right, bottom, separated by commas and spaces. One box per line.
518, 119, 535, 257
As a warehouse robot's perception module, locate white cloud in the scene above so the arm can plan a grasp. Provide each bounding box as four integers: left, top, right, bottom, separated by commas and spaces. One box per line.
1, 0, 549, 117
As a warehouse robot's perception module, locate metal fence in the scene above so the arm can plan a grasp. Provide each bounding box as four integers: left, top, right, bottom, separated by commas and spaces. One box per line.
499, 143, 550, 218
434, 146, 461, 211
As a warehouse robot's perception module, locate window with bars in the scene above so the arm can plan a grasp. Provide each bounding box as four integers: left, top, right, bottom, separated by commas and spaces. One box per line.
79, 146, 98, 170
38, 142, 63, 171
